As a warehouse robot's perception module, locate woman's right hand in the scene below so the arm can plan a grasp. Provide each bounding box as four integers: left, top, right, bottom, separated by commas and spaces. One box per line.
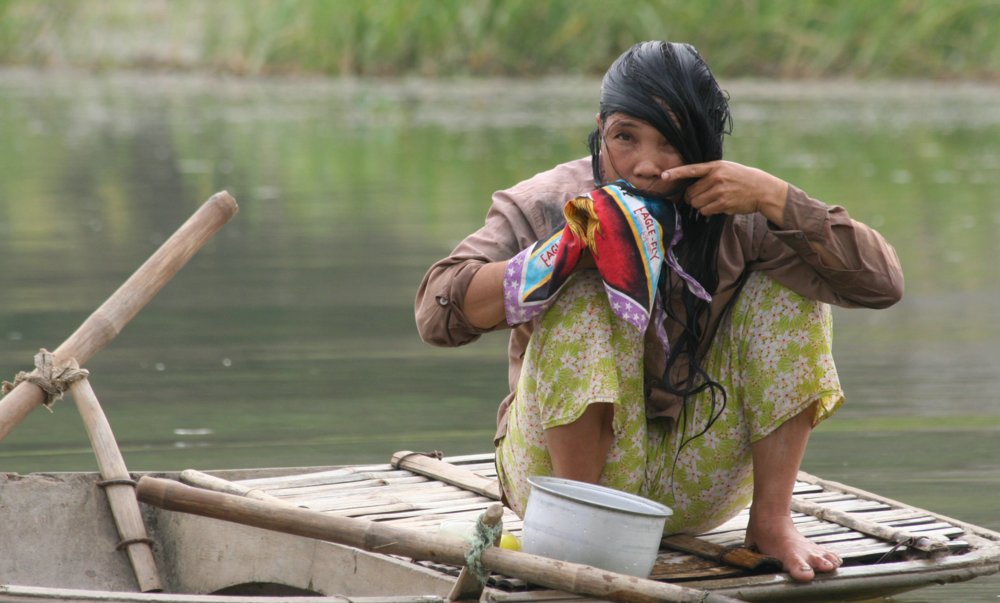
662, 160, 788, 227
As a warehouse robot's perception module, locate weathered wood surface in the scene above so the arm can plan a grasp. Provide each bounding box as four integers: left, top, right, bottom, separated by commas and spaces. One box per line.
137, 476, 743, 603
392, 450, 502, 501
0, 584, 445, 603
71, 374, 161, 592
209, 451, 1000, 602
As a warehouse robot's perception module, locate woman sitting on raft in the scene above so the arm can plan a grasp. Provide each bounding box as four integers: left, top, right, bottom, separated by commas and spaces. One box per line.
415, 40, 903, 583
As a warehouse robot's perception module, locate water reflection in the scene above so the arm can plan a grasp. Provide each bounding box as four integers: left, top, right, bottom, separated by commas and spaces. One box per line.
0, 70, 998, 600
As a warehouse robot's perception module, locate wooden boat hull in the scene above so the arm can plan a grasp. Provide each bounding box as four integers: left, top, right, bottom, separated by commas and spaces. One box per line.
3, 455, 999, 602
0, 469, 455, 599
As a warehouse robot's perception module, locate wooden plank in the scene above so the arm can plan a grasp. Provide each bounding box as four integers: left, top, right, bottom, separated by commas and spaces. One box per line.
791, 483, 825, 495
300, 490, 481, 511
698, 514, 846, 544
391, 451, 503, 501
702, 508, 844, 537
236, 464, 397, 488
265, 477, 436, 500
800, 498, 889, 512
447, 461, 498, 472
442, 453, 497, 465
260, 473, 423, 495
392, 512, 517, 533
287, 482, 457, 504
650, 556, 747, 581
661, 534, 780, 572
793, 492, 858, 503
296, 487, 479, 512
364, 500, 501, 522
281, 481, 459, 506
329, 497, 497, 519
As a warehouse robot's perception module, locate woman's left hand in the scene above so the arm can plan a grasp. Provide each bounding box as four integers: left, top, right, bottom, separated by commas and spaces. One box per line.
661, 160, 788, 227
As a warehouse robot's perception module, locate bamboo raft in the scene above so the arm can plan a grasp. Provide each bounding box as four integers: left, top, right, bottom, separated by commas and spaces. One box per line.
161, 450, 1000, 602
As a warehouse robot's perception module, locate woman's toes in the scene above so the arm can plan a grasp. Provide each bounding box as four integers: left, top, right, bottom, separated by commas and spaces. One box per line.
786, 557, 816, 582
815, 557, 835, 571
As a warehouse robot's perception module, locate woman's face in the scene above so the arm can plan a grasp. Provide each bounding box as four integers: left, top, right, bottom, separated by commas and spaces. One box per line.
597, 112, 684, 196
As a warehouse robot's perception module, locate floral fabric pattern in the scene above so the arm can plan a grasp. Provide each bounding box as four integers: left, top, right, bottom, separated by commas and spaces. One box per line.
496, 270, 843, 535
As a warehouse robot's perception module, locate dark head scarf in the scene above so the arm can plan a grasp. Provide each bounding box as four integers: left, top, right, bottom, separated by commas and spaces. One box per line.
589, 41, 731, 185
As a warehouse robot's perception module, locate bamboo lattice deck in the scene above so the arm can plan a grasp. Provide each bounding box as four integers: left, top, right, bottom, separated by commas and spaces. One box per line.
220, 452, 1000, 602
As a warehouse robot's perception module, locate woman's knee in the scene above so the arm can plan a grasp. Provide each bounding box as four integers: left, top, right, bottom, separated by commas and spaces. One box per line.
727, 272, 833, 357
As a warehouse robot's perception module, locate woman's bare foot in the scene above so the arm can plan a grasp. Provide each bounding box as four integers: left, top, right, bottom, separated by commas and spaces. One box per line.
745, 513, 842, 582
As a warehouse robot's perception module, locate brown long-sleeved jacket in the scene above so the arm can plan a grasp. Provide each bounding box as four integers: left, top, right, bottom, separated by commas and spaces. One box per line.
414, 158, 904, 442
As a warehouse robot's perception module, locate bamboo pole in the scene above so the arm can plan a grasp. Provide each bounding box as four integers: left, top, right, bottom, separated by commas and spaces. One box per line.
797, 470, 1000, 542
137, 476, 744, 603
0, 191, 238, 442
790, 496, 950, 554
70, 373, 162, 592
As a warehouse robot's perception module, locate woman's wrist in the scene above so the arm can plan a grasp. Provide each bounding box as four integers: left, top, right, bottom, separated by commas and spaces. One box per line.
757, 177, 789, 228
465, 260, 509, 329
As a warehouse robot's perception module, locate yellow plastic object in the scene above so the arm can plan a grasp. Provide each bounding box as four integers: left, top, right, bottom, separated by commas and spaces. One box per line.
499, 533, 521, 551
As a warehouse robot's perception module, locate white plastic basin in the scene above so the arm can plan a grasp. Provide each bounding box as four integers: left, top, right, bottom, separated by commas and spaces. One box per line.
521, 476, 672, 577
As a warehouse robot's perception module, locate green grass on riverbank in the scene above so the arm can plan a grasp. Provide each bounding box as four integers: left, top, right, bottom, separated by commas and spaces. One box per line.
0, 0, 998, 80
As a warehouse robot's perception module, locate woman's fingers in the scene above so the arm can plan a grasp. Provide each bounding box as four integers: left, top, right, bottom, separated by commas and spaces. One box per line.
662, 160, 780, 218
660, 161, 720, 182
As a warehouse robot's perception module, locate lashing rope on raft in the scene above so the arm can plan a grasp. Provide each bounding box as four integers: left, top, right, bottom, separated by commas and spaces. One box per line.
465, 510, 504, 584
1, 348, 89, 409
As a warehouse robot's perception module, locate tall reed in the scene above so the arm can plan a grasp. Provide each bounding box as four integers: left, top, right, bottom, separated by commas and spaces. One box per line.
0, 0, 997, 79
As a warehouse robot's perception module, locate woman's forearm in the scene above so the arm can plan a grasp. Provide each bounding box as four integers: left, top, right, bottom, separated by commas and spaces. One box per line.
464, 260, 510, 329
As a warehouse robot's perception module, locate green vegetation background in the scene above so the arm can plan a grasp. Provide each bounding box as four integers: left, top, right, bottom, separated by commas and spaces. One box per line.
0, 0, 997, 79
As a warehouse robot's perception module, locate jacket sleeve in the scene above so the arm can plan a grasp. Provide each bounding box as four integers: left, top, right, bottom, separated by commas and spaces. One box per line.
414, 189, 537, 347
744, 185, 904, 308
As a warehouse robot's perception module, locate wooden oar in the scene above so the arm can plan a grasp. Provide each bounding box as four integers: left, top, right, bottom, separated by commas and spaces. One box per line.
0, 191, 238, 442
390, 451, 778, 573
136, 476, 744, 603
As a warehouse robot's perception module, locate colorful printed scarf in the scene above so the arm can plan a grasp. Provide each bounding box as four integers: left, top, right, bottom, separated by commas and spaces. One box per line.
503, 182, 711, 356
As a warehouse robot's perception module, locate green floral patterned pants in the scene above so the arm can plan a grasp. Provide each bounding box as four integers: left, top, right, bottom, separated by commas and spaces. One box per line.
496, 270, 843, 534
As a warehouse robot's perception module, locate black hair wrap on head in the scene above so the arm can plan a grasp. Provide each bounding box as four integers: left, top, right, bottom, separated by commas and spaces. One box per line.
588, 41, 736, 455
589, 41, 731, 184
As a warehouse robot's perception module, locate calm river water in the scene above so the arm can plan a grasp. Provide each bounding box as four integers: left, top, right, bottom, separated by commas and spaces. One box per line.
1, 70, 999, 601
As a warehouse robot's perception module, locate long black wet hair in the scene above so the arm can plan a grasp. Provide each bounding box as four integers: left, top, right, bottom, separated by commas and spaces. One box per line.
587, 41, 734, 446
